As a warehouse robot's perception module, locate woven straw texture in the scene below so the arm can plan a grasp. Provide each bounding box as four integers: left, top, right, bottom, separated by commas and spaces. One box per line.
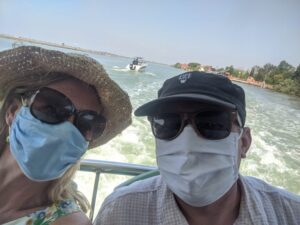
0, 46, 132, 148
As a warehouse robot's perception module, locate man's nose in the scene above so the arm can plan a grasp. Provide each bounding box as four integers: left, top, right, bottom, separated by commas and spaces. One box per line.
182, 113, 194, 126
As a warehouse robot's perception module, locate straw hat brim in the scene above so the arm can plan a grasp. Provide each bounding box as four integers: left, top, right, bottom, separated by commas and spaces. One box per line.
0, 46, 132, 148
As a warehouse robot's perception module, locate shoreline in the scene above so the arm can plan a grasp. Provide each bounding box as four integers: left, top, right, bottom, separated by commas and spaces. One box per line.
228, 76, 273, 90
1, 34, 298, 96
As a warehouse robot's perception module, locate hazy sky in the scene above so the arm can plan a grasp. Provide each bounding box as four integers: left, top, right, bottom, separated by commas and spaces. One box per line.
1, 0, 299, 69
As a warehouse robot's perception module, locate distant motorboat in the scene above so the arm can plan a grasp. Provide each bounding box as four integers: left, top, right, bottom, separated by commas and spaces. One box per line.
126, 57, 147, 71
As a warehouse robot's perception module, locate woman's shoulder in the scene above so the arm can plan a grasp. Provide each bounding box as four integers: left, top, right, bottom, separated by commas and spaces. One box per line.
50, 211, 91, 225
48, 199, 81, 216
29, 199, 85, 225
2, 199, 89, 225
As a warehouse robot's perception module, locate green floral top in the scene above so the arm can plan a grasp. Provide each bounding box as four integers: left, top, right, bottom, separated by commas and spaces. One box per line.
4, 199, 81, 225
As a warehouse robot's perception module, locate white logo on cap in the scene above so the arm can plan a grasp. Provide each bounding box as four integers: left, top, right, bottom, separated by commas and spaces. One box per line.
178, 73, 191, 84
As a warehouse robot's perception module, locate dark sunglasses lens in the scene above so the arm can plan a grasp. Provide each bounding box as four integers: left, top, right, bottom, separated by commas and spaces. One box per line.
194, 111, 231, 139
31, 88, 73, 124
76, 111, 106, 140
150, 114, 182, 140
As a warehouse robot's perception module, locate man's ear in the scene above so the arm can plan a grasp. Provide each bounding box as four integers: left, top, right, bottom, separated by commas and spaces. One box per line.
5, 100, 21, 126
240, 127, 252, 158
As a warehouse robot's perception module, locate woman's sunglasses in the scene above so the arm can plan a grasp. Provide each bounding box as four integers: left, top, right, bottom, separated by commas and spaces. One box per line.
148, 110, 235, 140
27, 87, 106, 141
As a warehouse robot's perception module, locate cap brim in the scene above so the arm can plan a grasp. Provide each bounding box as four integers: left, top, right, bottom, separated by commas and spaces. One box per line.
135, 93, 236, 116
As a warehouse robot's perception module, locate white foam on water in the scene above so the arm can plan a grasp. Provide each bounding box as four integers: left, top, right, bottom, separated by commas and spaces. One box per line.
121, 132, 139, 144
144, 72, 157, 76
86, 144, 128, 162
252, 135, 287, 171
112, 67, 130, 72
241, 158, 258, 172
260, 150, 284, 169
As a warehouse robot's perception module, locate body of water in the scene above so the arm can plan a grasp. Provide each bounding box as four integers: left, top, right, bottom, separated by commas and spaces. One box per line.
1, 39, 300, 215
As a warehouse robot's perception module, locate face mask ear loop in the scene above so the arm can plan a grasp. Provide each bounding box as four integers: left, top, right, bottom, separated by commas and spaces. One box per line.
236, 128, 244, 155
237, 113, 243, 127
21, 96, 28, 107
238, 128, 244, 140
6, 127, 10, 143
234, 128, 244, 173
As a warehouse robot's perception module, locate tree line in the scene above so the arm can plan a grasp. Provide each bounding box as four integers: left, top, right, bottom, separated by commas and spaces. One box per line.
174, 61, 300, 97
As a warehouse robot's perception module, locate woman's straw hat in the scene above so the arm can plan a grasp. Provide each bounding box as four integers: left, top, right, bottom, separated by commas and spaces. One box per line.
0, 46, 132, 148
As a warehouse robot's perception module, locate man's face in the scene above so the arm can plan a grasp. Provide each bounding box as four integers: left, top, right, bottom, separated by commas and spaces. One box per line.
150, 101, 252, 167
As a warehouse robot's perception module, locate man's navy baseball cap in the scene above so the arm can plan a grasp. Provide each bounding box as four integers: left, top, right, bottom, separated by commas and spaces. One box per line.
134, 71, 246, 126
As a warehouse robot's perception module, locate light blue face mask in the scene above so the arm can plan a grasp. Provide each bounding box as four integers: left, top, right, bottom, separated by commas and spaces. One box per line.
9, 106, 89, 182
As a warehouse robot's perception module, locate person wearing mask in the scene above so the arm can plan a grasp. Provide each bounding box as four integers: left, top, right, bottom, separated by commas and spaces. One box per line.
0, 46, 132, 225
95, 71, 300, 225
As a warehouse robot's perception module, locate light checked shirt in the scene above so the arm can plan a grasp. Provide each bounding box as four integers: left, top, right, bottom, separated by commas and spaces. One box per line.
95, 175, 300, 225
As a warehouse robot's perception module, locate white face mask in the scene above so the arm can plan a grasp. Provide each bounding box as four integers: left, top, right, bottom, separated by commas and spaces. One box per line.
156, 125, 243, 207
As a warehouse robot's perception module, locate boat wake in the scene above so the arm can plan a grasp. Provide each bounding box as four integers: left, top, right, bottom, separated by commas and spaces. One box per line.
112, 66, 156, 76
112, 66, 130, 72
144, 72, 156, 77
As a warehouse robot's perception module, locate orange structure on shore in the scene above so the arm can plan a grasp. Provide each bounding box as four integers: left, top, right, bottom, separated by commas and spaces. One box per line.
228, 75, 272, 89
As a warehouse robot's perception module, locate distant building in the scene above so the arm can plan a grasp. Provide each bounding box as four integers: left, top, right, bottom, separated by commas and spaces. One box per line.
200, 65, 216, 72
180, 64, 189, 70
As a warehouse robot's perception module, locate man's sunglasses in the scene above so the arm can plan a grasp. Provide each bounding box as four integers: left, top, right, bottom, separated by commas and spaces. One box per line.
148, 110, 235, 140
27, 87, 106, 141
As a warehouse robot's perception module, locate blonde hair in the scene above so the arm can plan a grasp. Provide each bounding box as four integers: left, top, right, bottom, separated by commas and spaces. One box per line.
48, 162, 90, 212
0, 72, 92, 212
